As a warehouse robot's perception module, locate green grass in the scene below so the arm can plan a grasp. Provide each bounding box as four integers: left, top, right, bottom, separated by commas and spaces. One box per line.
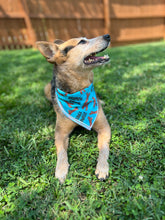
0, 41, 165, 219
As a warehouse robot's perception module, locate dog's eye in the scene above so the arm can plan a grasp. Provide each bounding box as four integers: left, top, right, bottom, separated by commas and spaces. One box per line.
63, 46, 74, 54
78, 39, 87, 45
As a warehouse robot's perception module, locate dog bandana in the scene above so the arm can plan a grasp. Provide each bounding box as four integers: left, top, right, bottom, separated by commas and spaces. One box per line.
55, 83, 98, 130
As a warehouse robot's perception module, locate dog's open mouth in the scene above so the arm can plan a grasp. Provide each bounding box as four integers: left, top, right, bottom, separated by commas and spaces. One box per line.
83, 48, 110, 65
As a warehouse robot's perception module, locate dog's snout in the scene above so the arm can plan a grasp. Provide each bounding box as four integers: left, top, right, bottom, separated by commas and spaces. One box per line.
103, 34, 111, 42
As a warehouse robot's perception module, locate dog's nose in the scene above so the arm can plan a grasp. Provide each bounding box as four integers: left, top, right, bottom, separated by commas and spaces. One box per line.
103, 34, 111, 42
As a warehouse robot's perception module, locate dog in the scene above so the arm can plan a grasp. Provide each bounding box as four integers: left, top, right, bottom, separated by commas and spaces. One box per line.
36, 34, 111, 183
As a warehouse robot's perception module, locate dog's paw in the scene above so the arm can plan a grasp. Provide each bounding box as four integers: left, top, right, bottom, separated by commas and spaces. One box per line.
55, 162, 70, 184
95, 161, 109, 181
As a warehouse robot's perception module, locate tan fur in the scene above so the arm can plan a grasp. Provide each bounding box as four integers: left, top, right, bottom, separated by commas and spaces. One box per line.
36, 35, 111, 183
44, 83, 52, 102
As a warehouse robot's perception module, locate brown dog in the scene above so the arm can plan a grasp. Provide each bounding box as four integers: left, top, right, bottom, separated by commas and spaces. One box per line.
36, 34, 111, 183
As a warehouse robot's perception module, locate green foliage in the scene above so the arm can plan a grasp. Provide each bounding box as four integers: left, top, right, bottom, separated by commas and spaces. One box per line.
0, 41, 165, 219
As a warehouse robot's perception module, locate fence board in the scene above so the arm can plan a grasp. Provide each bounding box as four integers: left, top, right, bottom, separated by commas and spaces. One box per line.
0, 0, 165, 49
110, 0, 165, 18
27, 0, 104, 19
111, 18, 164, 41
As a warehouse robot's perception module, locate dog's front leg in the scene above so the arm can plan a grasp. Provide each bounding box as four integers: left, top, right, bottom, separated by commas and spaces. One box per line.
93, 106, 111, 180
55, 113, 76, 183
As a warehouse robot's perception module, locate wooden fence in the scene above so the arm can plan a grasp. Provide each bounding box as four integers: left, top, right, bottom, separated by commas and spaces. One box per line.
0, 0, 165, 49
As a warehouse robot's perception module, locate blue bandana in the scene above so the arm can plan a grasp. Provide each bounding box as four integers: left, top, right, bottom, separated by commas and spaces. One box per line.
55, 83, 98, 130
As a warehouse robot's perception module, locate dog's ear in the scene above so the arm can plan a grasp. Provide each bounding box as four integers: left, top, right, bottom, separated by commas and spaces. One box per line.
54, 39, 65, 45
36, 41, 58, 63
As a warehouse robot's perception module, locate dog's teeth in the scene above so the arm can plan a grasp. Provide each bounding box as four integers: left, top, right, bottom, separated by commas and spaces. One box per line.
104, 55, 109, 59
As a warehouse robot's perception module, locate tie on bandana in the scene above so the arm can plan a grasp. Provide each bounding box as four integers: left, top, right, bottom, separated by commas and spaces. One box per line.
55, 83, 98, 130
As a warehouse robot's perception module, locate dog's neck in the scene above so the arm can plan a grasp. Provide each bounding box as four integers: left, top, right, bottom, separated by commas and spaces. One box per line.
53, 65, 94, 94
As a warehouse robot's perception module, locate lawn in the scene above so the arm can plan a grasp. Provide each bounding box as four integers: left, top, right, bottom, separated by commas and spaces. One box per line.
0, 41, 165, 219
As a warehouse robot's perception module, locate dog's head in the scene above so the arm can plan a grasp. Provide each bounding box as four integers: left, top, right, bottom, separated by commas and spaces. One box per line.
36, 35, 110, 70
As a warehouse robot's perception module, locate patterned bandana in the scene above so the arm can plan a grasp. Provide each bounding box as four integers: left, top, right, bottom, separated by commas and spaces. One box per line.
55, 83, 98, 130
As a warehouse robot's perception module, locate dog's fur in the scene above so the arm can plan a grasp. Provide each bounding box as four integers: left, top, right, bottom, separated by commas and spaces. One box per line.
36, 35, 111, 183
